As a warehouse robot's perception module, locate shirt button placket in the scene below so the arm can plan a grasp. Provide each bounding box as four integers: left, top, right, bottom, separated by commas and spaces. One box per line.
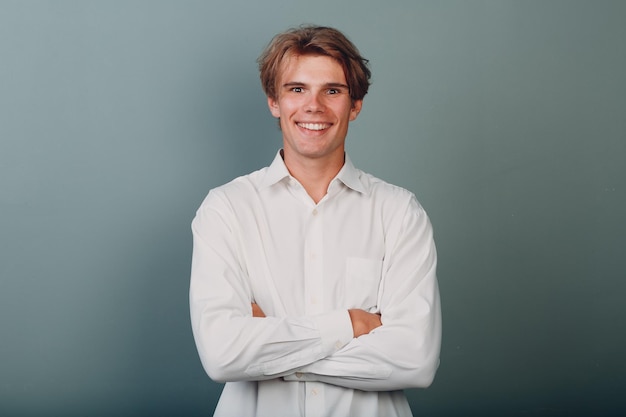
303, 206, 325, 416
304, 206, 323, 316
305, 381, 325, 417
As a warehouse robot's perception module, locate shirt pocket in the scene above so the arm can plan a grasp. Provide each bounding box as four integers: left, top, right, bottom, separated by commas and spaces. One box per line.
345, 257, 383, 311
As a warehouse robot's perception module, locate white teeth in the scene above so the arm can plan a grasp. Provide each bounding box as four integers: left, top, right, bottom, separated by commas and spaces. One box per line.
298, 123, 329, 131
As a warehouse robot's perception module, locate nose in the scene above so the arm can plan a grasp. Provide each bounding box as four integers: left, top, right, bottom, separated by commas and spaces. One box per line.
304, 92, 325, 113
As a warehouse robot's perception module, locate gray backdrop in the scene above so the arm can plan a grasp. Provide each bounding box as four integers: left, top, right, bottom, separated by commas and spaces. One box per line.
1, 1, 625, 416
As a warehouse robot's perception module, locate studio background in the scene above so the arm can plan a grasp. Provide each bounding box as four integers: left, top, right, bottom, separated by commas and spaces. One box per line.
1, 1, 624, 416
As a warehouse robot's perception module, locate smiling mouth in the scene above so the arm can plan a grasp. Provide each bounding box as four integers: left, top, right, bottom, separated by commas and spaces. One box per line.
297, 122, 331, 131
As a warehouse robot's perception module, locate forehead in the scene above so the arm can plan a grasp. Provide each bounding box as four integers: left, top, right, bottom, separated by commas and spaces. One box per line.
277, 53, 347, 84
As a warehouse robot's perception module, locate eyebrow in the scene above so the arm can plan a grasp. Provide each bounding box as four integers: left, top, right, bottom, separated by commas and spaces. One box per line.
282, 81, 350, 90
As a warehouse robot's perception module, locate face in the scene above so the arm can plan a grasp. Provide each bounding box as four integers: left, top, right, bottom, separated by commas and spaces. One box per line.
267, 54, 362, 165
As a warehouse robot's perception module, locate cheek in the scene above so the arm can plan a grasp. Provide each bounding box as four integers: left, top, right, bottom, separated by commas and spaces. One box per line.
272, 99, 300, 119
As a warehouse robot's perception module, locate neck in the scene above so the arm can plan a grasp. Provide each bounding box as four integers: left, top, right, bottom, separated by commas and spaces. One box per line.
282, 150, 345, 204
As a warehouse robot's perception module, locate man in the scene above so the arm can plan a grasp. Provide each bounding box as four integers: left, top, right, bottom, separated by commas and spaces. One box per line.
190, 25, 441, 417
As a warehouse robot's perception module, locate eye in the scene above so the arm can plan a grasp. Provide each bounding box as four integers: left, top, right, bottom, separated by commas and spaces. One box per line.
328, 88, 339, 95
291, 87, 303, 93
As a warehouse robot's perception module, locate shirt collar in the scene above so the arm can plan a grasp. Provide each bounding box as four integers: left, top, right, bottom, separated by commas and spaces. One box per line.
334, 154, 367, 194
260, 149, 368, 195
260, 150, 291, 188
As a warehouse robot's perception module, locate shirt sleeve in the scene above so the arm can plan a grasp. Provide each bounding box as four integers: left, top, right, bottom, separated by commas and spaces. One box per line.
283, 195, 442, 391
189, 190, 354, 383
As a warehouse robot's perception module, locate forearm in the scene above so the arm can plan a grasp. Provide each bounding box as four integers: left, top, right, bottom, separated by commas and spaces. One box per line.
284, 295, 441, 391
191, 302, 353, 382
285, 234, 441, 391
190, 224, 353, 382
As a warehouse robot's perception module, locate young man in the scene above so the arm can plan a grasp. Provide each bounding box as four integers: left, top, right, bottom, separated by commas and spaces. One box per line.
190, 25, 441, 417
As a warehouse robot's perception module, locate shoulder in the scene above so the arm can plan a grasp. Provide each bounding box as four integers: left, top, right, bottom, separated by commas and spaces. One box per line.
192, 168, 270, 233
198, 167, 268, 210
353, 169, 432, 233
355, 171, 434, 246
359, 170, 423, 210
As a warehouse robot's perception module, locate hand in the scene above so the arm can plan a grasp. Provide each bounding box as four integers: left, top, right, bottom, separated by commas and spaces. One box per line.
252, 303, 266, 318
348, 309, 382, 338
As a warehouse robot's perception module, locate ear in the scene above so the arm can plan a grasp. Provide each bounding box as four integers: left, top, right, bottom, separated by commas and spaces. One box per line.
349, 100, 363, 121
267, 96, 280, 118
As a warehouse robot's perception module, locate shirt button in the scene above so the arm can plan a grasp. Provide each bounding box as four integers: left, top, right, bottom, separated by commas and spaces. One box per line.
295, 372, 303, 379
312, 209, 318, 216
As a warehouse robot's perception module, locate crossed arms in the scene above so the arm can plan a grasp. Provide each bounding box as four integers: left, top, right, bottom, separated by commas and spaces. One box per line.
253, 303, 382, 337
189, 190, 441, 391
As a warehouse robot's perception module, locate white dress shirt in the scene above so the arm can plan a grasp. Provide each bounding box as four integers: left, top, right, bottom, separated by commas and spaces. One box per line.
190, 151, 441, 417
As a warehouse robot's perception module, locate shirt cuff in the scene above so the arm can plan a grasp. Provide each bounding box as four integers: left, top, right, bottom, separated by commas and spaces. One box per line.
311, 309, 353, 356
